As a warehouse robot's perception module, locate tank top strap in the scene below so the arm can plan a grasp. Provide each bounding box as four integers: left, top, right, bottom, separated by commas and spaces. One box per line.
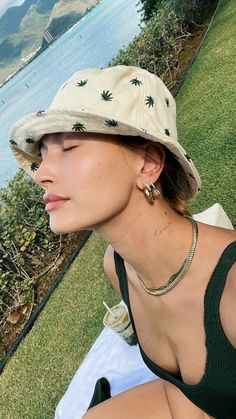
113, 250, 129, 307
204, 241, 236, 348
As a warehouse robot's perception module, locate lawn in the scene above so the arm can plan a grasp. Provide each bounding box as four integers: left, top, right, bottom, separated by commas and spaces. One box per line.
176, 0, 236, 225
0, 0, 235, 417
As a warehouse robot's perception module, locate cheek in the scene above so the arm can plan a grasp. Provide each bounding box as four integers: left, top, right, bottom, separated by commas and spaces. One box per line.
82, 157, 133, 204
71, 155, 115, 187
62, 147, 136, 206
72, 158, 107, 192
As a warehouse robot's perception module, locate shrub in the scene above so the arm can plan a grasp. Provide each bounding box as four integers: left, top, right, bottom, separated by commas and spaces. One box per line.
110, 0, 216, 89
110, 4, 181, 89
0, 169, 76, 332
138, 0, 215, 23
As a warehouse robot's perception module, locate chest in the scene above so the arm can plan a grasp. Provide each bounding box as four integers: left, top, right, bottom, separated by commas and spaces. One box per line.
125, 266, 235, 387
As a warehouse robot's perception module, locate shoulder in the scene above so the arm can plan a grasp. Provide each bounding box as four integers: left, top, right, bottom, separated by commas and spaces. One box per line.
103, 245, 122, 297
196, 219, 235, 241
196, 221, 236, 264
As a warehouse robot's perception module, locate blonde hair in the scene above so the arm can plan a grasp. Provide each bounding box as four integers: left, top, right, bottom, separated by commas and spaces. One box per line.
116, 135, 192, 216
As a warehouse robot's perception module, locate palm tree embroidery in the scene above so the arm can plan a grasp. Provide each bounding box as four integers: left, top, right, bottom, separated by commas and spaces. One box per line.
188, 172, 195, 180
9, 139, 17, 147
165, 98, 170, 107
145, 96, 154, 108
165, 128, 170, 136
105, 119, 118, 127
130, 78, 142, 86
101, 90, 113, 101
77, 80, 88, 87
72, 122, 86, 132
36, 110, 45, 116
185, 154, 192, 161
31, 162, 39, 172
26, 138, 35, 144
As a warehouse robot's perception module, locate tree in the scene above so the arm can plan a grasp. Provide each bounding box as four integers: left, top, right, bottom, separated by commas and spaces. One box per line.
138, 0, 162, 22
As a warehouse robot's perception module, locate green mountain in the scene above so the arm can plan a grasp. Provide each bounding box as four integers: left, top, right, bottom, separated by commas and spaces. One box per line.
42, 0, 99, 47
0, 0, 99, 84
0, 0, 58, 36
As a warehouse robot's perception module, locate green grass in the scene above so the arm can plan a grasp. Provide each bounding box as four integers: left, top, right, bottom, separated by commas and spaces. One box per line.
0, 0, 235, 417
176, 0, 236, 225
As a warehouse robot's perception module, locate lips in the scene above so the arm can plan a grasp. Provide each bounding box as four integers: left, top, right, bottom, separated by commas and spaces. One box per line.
43, 193, 70, 205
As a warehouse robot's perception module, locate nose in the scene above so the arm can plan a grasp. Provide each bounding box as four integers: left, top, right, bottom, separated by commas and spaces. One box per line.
34, 154, 57, 187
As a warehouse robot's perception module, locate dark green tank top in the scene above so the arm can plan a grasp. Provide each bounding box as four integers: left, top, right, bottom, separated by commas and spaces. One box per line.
114, 241, 236, 419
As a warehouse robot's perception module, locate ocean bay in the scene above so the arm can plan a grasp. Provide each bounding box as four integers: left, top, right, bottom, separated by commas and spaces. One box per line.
0, 0, 141, 188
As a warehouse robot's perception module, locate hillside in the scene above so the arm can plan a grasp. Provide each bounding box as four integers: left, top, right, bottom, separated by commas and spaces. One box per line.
0, 0, 99, 84
43, 0, 99, 46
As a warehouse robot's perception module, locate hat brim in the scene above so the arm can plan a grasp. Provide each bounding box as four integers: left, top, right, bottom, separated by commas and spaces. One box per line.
9, 109, 201, 197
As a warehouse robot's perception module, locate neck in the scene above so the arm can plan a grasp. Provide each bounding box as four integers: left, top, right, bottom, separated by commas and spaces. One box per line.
93, 197, 195, 290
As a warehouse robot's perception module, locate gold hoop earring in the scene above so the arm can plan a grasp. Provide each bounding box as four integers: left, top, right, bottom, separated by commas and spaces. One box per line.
144, 182, 160, 205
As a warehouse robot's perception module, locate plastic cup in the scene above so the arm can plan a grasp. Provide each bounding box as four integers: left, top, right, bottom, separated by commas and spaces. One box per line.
103, 304, 137, 346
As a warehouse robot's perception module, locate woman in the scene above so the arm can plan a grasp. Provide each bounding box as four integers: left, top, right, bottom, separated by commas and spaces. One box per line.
9, 66, 236, 419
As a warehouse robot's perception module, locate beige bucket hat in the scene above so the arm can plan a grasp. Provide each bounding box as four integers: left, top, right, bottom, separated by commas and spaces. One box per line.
9, 65, 200, 197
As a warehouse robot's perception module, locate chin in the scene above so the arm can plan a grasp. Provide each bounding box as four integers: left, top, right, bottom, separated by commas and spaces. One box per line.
49, 220, 89, 235
48, 210, 114, 234
49, 222, 75, 234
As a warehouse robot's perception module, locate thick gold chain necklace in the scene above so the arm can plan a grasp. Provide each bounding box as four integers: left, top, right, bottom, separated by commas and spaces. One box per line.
137, 217, 198, 296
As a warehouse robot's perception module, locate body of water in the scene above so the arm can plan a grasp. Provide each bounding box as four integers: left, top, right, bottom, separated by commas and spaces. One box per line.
0, 0, 141, 189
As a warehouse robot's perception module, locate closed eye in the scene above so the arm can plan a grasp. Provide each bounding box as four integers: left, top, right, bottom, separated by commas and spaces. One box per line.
37, 145, 78, 157
63, 146, 78, 152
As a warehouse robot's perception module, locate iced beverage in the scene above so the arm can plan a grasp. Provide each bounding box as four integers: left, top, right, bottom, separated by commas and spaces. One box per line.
103, 304, 137, 346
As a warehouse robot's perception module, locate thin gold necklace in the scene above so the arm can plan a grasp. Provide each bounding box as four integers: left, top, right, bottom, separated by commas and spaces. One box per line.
137, 217, 198, 296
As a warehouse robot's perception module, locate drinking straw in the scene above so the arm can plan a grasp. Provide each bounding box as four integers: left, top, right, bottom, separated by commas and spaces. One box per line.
103, 301, 116, 318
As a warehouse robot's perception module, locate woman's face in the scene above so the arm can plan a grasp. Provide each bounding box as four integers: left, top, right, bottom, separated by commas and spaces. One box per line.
34, 132, 140, 234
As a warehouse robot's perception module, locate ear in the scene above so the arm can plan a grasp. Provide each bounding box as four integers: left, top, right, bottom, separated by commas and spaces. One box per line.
136, 143, 165, 190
